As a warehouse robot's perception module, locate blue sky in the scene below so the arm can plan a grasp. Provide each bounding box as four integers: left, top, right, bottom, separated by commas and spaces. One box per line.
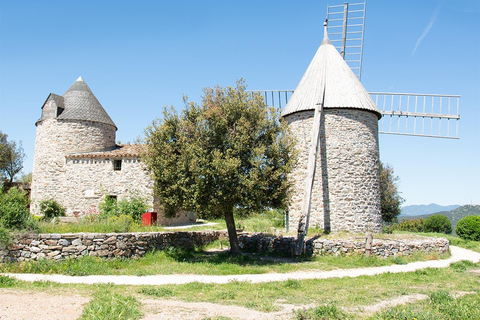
0, 0, 479, 206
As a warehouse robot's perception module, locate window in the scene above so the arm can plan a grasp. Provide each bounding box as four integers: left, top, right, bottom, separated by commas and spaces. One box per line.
108, 195, 117, 201
113, 160, 122, 171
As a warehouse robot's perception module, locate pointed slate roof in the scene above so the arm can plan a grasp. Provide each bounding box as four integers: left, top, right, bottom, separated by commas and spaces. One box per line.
54, 77, 117, 129
281, 24, 381, 119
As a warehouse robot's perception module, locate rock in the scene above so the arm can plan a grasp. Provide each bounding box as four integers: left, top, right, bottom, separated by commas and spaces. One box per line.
71, 239, 83, 246
30, 247, 41, 253
104, 236, 117, 245
58, 239, 70, 246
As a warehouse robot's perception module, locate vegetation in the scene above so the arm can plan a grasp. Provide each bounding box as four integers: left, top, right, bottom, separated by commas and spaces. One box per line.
371, 291, 480, 320
98, 194, 149, 222
294, 305, 349, 319
423, 214, 452, 234
0, 257, 478, 318
0, 187, 32, 230
456, 215, 480, 241
144, 80, 295, 254
379, 162, 404, 223
0, 130, 26, 187
79, 291, 142, 320
39, 199, 65, 220
400, 204, 480, 232
0, 244, 447, 277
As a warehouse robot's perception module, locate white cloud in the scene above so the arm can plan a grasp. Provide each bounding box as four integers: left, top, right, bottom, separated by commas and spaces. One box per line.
411, 5, 442, 57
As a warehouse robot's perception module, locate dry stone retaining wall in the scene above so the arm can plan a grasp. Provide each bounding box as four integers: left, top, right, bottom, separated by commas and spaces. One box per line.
1, 231, 226, 262
238, 233, 449, 257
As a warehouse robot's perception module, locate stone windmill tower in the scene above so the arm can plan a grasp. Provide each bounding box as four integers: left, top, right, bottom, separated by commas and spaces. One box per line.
30, 77, 117, 214
281, 22, 383, 243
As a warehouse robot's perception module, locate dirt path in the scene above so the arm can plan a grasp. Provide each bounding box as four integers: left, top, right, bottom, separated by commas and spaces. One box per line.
4, 246, 480, 286
0, 289, 89, 320
1, 246, 479, 319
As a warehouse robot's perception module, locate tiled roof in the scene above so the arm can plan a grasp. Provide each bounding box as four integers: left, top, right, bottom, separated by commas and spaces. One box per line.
281, 28, 381, 119
56, 77, 117, 129
65, 144, 145, 159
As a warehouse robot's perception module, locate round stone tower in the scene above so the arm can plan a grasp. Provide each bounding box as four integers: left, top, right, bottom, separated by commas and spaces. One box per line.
30, 77, 117, 214
283, 27, 382, 233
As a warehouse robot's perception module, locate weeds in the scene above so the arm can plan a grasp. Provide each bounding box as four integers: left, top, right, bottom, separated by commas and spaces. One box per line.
79, 291, 142, 320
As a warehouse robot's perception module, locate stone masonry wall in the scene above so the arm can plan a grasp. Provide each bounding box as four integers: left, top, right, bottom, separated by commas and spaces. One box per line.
2, 231, 226, 262
31, 118, 116, 215
63, 157, 154, 216
238, 234, 449, 258
284, 109, 382, 233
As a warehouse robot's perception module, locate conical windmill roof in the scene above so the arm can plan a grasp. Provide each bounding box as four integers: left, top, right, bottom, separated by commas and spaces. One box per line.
281, 28, 381, 119
57, 77, 117, 129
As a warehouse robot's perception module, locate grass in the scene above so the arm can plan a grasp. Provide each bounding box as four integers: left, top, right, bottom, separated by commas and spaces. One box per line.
370, 291, 480, 320
0, 246, 448, 276
79, 291, 142, 320
0, 259, 478, 318
134, 261, 480, 313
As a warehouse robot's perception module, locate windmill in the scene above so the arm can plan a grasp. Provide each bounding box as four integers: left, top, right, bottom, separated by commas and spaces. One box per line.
250, 2, 461, 254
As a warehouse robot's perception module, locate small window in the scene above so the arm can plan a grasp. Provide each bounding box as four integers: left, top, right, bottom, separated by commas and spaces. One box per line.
113, 160, 122, 171
108, 195, 117, 201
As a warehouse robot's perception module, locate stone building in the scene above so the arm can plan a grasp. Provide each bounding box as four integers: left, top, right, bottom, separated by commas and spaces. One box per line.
31, 77, 194, 225
282, 26, 382, 233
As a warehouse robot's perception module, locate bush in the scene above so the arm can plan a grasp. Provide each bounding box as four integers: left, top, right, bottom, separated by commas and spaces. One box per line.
99, 194, 148, 222
0, 187, 31, 229
423, 214, 452, 234
106, 214, 134, 233
456, 215, 480, 241
98, 196, 119, 219
392, 219, 424, 232
39, 199, 65, 220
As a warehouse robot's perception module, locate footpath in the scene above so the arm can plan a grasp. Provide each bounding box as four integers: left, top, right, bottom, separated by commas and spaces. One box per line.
4, 246, 480, 286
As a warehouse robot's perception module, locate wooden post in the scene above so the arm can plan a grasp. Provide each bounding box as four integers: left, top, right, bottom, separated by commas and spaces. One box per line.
365, 231, 373, 257
294, 68, 327, 256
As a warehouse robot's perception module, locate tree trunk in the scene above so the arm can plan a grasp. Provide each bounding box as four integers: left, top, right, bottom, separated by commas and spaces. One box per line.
224, 207, 241, 256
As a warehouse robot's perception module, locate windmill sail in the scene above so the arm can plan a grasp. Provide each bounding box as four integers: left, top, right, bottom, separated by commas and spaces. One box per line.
327, 1, 366, 80
249, 90, 461, 139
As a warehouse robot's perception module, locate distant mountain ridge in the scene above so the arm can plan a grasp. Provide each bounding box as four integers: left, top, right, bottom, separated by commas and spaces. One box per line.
399, 204, 480, 231
401, 204, 460, 216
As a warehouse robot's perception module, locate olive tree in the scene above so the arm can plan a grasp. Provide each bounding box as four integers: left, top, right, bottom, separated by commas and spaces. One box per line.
143, 80, 295, 255
379, 162, 404, 223
0, 131, 25, 187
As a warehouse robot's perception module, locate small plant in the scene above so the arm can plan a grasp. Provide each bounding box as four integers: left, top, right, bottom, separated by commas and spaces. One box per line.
423, 214, 452, 234
106, 214, 134, 233
39, 199, 65, 220
294, 305, 350, 320
0, 275, 18, 288
98, 193, 148, 222
0, 187, 31, 229
139, 286, 175, 297
80, 291, 142, 320
456, 215, 480, 241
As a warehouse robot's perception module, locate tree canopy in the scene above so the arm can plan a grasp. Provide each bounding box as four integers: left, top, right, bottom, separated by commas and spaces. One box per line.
0, 131, 25, 187
143, 80, 295, 254
379, 161, 404, 223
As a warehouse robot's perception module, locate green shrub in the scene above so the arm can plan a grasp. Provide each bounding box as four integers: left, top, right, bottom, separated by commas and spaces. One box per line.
39, 199, 65, 220
98, 196, 119, 219
456, 215, 480, 241
0, 224, 12, 247
423, 214, 452, 234
99, 194, 148, 222
107, 214, 134, 233
392, 218, 424, 232
117, 196, 149, 222
0, 187, 31, 229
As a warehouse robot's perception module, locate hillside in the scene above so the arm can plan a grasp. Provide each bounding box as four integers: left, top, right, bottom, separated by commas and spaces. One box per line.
399, 204, 480, 230
401, 204, 460, 216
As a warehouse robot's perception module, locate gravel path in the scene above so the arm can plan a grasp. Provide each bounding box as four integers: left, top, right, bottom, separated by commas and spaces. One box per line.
3, 246, 480, 286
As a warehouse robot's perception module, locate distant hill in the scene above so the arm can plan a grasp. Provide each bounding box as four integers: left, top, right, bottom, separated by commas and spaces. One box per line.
401, 204, 460, 216
399, 204, 480, 231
